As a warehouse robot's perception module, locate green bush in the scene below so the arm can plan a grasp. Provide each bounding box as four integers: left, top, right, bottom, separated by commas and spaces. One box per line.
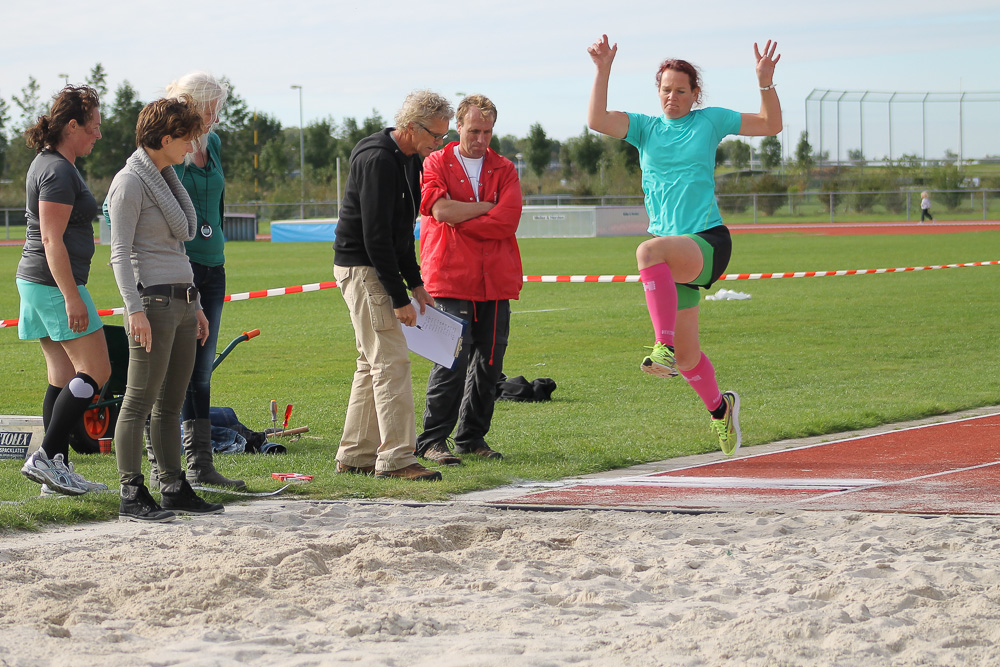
931, 166, 964, 210
882, 189, 906, 215
716, 176, 751, 214
753, 174, 788, 216
817, 181, 841, 213
846, 176, 881, 213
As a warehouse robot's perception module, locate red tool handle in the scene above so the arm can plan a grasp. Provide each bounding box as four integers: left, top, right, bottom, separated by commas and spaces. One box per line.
282, 404, 293, 429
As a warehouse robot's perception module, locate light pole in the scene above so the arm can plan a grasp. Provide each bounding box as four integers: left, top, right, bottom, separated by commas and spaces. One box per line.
290, 85, 305, 219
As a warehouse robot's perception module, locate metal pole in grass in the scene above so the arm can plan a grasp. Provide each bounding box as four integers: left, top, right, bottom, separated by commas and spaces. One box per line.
291, 84, 305, 220
922, 92, 929, 167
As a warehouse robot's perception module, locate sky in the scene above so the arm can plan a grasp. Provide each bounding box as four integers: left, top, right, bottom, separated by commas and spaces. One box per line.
2, 0, 999, 160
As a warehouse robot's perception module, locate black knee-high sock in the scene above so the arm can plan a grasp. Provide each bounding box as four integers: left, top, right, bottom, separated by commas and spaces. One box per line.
42, 384, 62, 430
40, 373, 101, 461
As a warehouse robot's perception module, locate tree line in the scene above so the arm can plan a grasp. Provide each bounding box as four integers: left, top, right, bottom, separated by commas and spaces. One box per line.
2, 65, 992, 215
0, 64, 642, 207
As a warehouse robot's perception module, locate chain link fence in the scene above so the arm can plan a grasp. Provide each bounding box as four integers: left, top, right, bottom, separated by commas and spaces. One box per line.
523, 190, 1000, 224
4, 189, 997, 242
225, 202, 340, 224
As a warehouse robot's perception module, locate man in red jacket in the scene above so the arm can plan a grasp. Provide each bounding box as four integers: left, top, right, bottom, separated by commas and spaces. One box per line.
416, 95, 523, 464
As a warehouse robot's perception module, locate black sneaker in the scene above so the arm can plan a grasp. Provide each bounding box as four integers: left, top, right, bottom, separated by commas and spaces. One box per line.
160, 477, 225, 515
119, 475, 176, 523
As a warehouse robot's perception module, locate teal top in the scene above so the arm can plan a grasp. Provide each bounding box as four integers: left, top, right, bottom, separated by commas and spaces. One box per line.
174, 131, 225, 266
625, 107, 741, 237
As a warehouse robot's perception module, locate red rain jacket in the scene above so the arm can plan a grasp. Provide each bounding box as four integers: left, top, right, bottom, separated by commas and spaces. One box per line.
419, 143, 523, 301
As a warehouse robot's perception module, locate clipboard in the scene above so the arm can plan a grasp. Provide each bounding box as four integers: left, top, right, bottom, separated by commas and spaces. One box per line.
401, 298, 467, 370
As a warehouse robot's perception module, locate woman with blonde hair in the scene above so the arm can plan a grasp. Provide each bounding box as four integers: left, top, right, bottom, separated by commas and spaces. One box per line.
17, 85, 111, 496
160, 71, 244, 488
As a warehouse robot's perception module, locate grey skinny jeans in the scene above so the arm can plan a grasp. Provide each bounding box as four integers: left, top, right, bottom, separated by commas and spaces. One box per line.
115, 293, 199, 486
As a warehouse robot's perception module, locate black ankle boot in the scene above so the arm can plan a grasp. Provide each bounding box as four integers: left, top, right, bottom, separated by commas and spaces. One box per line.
119, 475, 175, 523
160, 476, 225, 515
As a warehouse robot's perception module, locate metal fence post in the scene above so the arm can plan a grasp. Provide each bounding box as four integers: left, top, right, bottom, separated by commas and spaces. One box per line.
829, 193, 835, 223
752, 194, 758, 224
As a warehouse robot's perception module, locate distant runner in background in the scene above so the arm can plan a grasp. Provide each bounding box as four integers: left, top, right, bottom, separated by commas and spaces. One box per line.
587, 34, 783, 456
920, 191, 934, 223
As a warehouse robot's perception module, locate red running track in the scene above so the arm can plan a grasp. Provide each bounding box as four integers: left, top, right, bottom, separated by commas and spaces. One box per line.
495, 413, 1000, 516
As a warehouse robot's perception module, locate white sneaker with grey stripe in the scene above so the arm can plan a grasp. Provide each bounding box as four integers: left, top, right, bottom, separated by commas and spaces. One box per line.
21, 450, 88, 496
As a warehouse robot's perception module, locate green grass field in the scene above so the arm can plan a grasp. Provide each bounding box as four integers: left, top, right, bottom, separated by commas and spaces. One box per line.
2, 231, 999, 529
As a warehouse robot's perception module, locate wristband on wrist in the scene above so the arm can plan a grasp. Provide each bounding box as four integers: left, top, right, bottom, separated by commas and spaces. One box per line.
760, 83, 776, 92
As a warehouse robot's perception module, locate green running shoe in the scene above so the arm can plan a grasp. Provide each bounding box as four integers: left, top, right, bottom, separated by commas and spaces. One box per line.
640, 342, 678, 378
711, 391, 742, 456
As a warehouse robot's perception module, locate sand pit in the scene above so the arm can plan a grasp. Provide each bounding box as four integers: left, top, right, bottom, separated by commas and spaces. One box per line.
1, 499, 999, 665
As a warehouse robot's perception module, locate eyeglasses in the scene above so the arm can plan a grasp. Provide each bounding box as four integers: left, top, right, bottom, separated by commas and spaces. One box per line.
417, 122, 448, 142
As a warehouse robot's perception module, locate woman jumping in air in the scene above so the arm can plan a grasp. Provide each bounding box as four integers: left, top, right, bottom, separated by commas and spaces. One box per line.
587, 35, 782, 455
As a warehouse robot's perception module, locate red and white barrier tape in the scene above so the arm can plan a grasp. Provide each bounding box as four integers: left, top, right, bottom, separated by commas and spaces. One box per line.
523, 260, 1000, 283
2, 262, 996, 328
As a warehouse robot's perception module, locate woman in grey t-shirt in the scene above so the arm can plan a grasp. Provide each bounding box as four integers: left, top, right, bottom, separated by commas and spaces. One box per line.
17, 86, 112, 497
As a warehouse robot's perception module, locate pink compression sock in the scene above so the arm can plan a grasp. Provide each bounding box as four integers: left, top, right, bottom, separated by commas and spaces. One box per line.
680, 352, 723, 412
639, 263, 677, 345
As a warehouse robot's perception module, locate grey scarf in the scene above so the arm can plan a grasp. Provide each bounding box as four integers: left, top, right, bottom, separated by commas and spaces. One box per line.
126, 147, 197, 241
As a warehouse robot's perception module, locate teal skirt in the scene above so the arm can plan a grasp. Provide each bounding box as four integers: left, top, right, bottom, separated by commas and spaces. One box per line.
17, 278, 104, 341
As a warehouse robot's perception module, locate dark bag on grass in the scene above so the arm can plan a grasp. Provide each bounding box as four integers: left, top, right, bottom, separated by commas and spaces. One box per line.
209, 407, 284, 454
495, 375, 556, 402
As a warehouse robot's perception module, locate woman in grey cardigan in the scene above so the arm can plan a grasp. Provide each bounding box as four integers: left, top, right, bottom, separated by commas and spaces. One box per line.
107, 98, 224, 522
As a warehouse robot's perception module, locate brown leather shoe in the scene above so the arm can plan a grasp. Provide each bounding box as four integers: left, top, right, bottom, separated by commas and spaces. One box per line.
420, 443, 462, 466
374, 463, 443, 481
455, 442, 503, 460
336, 462, 375, 476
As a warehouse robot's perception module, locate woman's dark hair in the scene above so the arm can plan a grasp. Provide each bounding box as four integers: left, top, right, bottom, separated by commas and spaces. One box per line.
135, 97, 204, 150
655, 59, 702, 92
24, 85, 101, 153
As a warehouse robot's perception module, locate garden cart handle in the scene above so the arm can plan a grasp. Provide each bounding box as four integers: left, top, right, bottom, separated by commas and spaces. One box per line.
212, 328, 261, 372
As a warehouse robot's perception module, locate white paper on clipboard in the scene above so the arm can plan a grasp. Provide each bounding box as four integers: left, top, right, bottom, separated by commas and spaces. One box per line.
401, 298, 467, 370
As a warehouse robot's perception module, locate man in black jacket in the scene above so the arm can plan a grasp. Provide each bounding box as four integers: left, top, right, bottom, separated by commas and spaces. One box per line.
333, 90, 452, 481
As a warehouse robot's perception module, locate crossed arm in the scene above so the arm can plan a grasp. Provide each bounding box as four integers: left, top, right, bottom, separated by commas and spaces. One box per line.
422, 157, 522, 240
431, 196, 495, 225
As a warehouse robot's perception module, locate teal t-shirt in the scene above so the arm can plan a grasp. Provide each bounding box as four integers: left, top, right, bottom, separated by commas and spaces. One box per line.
174, 132, 226, 266
626, 107, 741, 237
